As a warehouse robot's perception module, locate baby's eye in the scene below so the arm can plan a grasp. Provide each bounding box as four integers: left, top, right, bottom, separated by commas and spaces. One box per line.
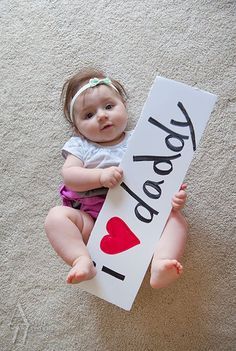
105, 104, 113, 110
85, 112, 94, 119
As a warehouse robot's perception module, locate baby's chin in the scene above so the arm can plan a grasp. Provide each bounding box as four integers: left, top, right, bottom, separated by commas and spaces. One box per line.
96, 133, 125, 146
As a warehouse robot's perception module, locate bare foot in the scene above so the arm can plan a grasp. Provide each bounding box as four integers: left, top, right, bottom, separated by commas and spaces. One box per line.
150, 259, 183, 289
66, 256, 97, 284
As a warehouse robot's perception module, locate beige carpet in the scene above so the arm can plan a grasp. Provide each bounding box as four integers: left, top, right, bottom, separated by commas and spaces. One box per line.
1, 1, 235, 350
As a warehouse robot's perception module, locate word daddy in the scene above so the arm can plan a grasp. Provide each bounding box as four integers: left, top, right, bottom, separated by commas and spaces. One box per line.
121, 101, 196, 223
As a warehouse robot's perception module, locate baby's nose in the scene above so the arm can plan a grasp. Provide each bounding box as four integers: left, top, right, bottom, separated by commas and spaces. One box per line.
97, 109, 108, 121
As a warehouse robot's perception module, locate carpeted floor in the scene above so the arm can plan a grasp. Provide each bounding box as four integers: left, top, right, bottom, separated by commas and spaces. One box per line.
1, 1, 235, 350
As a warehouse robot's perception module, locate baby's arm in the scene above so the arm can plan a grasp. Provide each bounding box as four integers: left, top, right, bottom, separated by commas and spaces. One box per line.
171, 184, 187, 211
62, 154, 123, 192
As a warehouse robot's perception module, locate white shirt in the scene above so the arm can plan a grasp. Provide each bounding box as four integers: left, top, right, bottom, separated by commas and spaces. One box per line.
62, 131, 132, 168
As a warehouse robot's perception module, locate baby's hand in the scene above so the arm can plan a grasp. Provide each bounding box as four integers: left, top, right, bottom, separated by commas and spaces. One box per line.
100, 166, 123, 188
172, 184, 187, 211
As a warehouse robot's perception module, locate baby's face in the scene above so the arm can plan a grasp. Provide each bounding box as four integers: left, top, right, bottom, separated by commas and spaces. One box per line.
73, 85, 128, 145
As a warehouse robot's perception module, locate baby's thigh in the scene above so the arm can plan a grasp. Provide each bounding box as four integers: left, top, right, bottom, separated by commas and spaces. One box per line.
46, 206, 94, 242
59, 206, 95, 242
76, 210, 95, 243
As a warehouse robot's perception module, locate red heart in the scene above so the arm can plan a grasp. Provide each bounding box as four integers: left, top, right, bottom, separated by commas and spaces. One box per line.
100, 217, 140, 255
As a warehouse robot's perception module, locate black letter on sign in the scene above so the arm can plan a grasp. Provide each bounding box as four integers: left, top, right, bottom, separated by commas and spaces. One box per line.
133, 154, 181, 175
143, 180, 164, 199
120, 182, 159, 223
175, 101, 196, 151
102, 266, 125, 281
148, 117, 189, 152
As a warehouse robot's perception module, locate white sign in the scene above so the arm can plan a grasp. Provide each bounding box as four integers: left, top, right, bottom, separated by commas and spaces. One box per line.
80, 76, 217, 310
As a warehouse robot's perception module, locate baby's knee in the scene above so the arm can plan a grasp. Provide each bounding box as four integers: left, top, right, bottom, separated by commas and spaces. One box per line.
44, 206, 66, 230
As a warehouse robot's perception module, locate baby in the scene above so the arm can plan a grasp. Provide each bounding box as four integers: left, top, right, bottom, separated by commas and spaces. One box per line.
45, 68, 188, 289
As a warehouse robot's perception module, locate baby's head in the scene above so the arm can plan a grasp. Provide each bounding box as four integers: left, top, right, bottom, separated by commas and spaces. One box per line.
62, 68, 128, 144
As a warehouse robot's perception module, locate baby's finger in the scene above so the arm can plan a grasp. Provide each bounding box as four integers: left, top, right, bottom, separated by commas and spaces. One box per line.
172, 204, 182, 210
115, 166, 123, 175
109, 174, 121, 187
180, 183, 187, 190
175, 190, 187, 199
108, 179, 117, 188
172, 200, 184, 210
114, 170, 123, 181
172, 196, 185, 205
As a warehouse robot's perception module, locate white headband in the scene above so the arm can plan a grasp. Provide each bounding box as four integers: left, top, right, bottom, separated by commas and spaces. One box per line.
70, 77, 119, 121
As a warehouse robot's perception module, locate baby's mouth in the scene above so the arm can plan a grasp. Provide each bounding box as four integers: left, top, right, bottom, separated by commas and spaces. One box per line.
101, 124, 112, 130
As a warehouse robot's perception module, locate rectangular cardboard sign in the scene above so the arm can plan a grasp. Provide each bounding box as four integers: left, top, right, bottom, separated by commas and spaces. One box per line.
79, 76, 217, 310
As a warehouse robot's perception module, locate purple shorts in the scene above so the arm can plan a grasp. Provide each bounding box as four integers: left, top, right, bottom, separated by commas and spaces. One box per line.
59, 185, 106, 219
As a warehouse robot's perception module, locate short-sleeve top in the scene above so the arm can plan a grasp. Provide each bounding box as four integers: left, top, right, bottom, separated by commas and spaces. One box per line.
62, 131, 132, 168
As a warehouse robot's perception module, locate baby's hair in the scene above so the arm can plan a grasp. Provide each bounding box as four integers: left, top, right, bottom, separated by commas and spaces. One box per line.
61, 68, 128, 128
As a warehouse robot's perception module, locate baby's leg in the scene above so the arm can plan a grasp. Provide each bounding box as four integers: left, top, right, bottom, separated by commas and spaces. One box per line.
44, 206, 96, 284
150, 210, 188, 289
